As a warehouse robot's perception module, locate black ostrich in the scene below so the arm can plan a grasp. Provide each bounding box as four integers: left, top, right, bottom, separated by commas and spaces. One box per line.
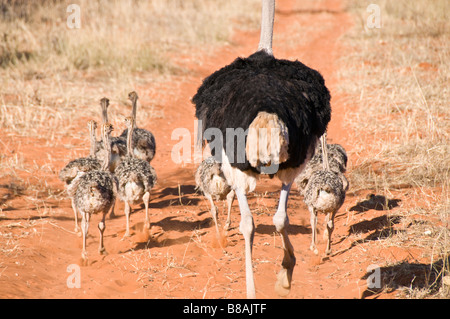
193, 0, 331, 298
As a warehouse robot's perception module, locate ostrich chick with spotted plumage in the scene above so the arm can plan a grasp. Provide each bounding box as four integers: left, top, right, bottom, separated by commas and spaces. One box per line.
59, 120, 102, 233
115, 116, 157, 238
195, 156, 235, 237
193, 0, 331, 298
72, 123, 117, 262
303, 134, 348, 256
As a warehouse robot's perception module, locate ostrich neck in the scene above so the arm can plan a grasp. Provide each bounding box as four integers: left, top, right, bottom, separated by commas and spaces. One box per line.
258, 0, 275, 56
102, 128, 111, 171
101, 104, 108, 124
321, 133, 330, 171
126, 122, 135, 157
89, 125, 96, 157
131, 100, 137, 127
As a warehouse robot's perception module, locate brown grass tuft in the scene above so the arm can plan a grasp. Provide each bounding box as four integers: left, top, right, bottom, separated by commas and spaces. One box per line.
340, 0, 449, 298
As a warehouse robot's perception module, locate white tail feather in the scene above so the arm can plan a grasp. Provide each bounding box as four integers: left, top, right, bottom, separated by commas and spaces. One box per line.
246, 112, 289, 170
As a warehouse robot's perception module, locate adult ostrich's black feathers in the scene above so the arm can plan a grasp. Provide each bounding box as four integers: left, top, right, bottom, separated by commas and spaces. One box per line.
193, 50, 331, 172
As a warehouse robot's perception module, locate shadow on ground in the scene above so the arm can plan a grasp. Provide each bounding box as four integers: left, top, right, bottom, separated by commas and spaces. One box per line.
360, 256, 450, 298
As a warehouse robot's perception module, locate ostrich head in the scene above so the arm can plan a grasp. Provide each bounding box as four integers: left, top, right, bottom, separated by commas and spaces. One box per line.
100, 97, 110, 124
128, 91, 139, 122
128, 91, 138, 103
104, 122, 114, 136
123, 115, 135, 131
87, 119, 97, 131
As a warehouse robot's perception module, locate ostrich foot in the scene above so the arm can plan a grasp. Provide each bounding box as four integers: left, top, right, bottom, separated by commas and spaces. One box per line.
310, 244, 319, 255
275, 268, 292, 297
275, 255, 296, 297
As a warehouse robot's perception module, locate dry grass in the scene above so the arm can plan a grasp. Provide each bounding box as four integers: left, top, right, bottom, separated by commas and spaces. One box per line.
0, 0, 260, 139
1, 0, 260, 73
339, 0, 449, 192
340, 0, 449, 298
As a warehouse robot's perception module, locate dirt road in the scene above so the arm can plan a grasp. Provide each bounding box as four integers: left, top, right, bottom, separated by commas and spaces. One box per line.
0, 0, 421, 299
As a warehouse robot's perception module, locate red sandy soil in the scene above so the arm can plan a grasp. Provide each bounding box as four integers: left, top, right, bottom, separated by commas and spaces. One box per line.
0, 0, 437, 299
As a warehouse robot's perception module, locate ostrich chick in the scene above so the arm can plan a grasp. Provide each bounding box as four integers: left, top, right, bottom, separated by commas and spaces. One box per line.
73, 123, 117, 262
115, 116, 157, 238
303, 135, 348, 255
195, 156, 235, 237
304, 170, 348, 255
59, 120, 101, 233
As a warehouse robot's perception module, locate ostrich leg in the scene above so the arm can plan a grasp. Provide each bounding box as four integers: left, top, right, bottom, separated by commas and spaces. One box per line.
324, 211, 336, 255
273, 182, 296, 296
143, 191, 150, 230
205, 193, 220, 237
98, 211, 107, 255
309, 206, 319, 255
122, 202, 132, 239
109, 201, 116, 219
224, 189, 235, 231
235, 188, 256, 299
71, 199, 80, 233
81, 212, 90, 262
